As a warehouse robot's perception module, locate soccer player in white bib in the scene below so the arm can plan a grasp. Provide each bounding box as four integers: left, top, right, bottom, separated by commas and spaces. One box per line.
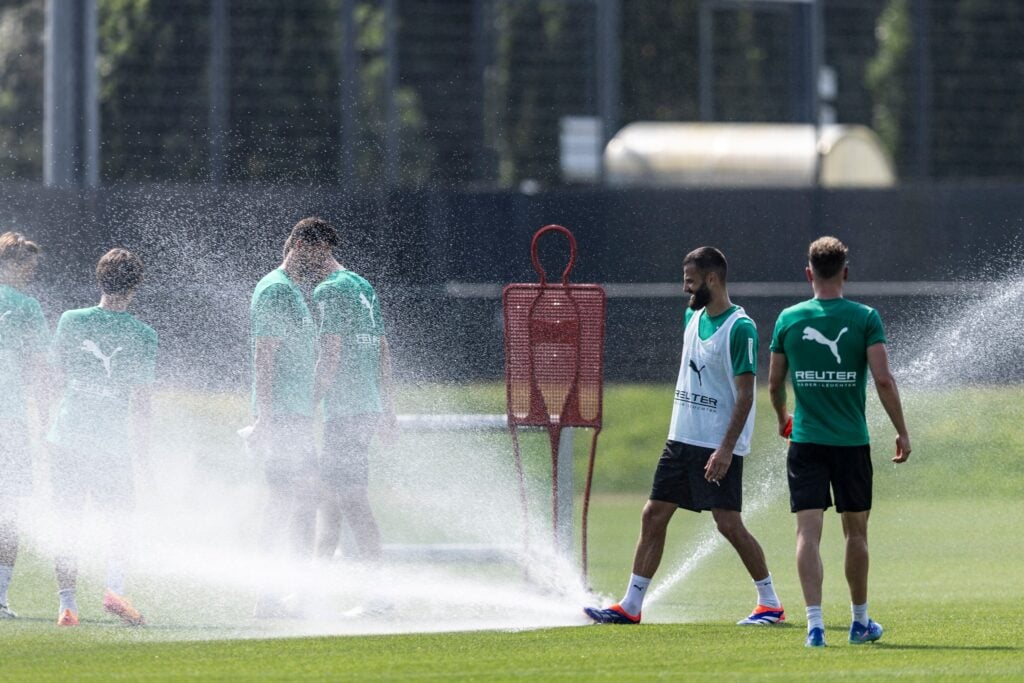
585, 247, 784, 625
768, 237, 910, 647
0, 232, 50, 620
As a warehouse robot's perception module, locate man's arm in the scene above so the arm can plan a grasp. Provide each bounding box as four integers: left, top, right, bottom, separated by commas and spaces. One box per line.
703, 372, 754, 483
313, 334, 341, 407
867, 343, 911, 463
768, 352, 791, 437
251, 336, 281, 445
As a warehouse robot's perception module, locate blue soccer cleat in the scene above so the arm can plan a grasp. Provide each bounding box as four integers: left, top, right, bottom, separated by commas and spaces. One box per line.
583, 603, 641, 624
737, 604, 786, 625
848, 619, 884, 644
805, 627, 827, 648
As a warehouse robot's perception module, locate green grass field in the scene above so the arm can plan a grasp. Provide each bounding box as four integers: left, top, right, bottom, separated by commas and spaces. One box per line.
3, 384, 1023, 680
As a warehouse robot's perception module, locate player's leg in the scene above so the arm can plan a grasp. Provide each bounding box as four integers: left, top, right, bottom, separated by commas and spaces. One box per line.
321, 416, 381, 561
286, 421, 319, 561
316, 488, 343, 560
95, 456, 144, 626
788, 442, 831, 646
0, 500, 18, 618
705, 455, 783, 624
712, 509, 785, 624
0, 420, 31, 618
254, 417, 318, 618
841, 510, 869, 605
338, 491, 382, 560
832, 445, 881, 643
49, 446, 85, 626
584, 442, 687, 624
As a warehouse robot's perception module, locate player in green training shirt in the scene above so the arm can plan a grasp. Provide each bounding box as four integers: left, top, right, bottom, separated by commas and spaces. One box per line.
248, 217, 326, 618
49, 249, 157, 628
312, 243, 396, 564
0, 232, 50, 620
768, 236, 910, 648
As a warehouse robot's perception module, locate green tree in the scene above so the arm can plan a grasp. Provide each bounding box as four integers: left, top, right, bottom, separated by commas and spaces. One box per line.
0, 0, 44, 180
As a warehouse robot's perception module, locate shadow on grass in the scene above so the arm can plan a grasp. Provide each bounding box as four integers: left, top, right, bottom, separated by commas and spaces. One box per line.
874, 643, 1019, 652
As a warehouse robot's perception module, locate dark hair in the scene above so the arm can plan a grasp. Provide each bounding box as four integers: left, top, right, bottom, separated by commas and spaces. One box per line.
682, 246, 728, 282
0, 231, 40, 264
96, 248, 144, 295
283, 216, 339, 258
808, 236, 848, 279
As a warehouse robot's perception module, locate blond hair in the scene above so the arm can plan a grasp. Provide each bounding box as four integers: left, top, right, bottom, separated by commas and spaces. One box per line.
0, 231, 40, 265
808, 236, 848, 279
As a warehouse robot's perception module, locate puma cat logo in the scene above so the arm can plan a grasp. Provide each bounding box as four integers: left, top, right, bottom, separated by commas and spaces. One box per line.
81, 339, 122, 377
359, 291, 376, 327
688, 359, 707, 386
802, 326, 848, 364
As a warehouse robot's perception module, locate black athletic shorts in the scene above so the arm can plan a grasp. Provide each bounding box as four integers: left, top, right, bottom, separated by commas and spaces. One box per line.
787, 441, 872, 513
321, 414, 378, 491
650, 441, 744, 512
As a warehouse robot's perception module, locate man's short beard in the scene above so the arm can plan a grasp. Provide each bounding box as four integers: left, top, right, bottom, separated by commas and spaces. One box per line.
688, 283, 711, 310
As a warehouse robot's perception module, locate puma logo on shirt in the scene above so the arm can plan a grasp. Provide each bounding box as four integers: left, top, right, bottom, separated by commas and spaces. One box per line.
359, 292, 376, 327
81, 339, 122, 377
802, 326, 849, 364
688, 359, 707, 386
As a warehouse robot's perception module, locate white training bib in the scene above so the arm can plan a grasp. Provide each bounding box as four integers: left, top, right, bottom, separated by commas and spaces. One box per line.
667, 307, 755, 456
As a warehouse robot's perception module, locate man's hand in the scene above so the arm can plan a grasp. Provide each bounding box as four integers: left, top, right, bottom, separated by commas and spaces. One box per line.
893, 433, 911, 463
779, 414, 793, 439
704, 449, 733, 485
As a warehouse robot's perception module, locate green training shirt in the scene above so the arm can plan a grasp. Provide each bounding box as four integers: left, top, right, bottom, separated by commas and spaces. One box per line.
48, 306, 158, 454
0, 284, 49, 420
250, 268, 317, 418
684, 305, 757, 376
770, 297, 886, 446
313, 268, 385, 418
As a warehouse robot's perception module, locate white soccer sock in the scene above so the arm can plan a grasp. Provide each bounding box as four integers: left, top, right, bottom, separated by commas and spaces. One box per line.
852, 602, 869, 627
0, 564, 12, 605
806, 605, 824, 632
59, 588, 78, 614
619, 574, 651, 616
753, 574, 781, 608
106, 561, 127, 597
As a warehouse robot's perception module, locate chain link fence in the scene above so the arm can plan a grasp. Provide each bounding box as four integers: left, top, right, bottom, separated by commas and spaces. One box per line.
1, 0, 1023, 186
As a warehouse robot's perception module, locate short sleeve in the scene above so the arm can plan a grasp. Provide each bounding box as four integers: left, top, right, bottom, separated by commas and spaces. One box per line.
769, 315, 786, 353
865, 308, 886, 346
730, 318, 758, 375
252, 285, 299, 338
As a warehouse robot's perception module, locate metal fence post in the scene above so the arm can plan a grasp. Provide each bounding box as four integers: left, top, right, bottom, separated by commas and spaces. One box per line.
339, 0, 358, 187
209, 0, 230, 185
45, 0, 99, 188
912, 0, 932, 179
